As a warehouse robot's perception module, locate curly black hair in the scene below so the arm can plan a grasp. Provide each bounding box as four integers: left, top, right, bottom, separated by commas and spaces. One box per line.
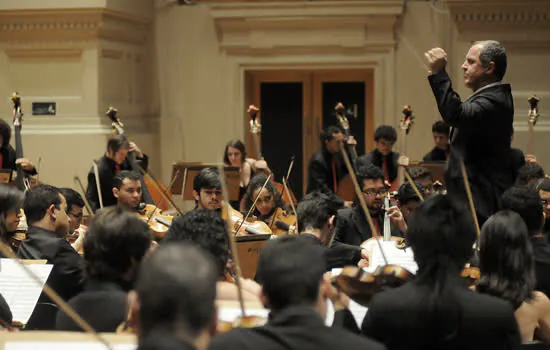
243, 173, 284, 218
0, 119, 11, 148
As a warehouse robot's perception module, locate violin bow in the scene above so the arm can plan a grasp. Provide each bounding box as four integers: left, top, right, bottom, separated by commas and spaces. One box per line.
91, 160, 104, 209
338, 142, 389, 265
144, 169, 182, 225
139, 167, 184, 216
74, 176, 95, 218
282, 176, 298, 231
217, 163, 247, 317
0, 242, 113, 350
234, 174, 272, 236
460, 161, 481, 237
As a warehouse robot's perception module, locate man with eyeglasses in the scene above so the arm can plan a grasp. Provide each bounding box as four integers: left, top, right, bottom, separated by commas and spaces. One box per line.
59, 188, 86, 253
331, 163, 407, 266
396, 182, 426, 222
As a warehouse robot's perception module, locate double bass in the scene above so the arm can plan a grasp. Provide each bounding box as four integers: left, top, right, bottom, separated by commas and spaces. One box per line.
335, 102, 360, 201
526, 95, 540, 162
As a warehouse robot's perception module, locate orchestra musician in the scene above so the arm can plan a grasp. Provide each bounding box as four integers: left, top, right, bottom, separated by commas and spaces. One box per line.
408, 167, 434, 197
0, 119, 37, 176
306, 126, 355, 196
59, 188, 86, 252
56, 207, 152, 332
516, 162, 545, 186
209, 236, 385, 350
86, 135, 148, 212
223, 139, 254, 208
422, 120, 450, 161
425, 40, 514, 224
113, 171, 143, 212
17, 184, 85, 330
395, 182, 426, 222
357, 125, 399, 186
192, 167, 222, 211
477, 210, 550, 343
535, 178, 550, 237
0, 183, 23, 256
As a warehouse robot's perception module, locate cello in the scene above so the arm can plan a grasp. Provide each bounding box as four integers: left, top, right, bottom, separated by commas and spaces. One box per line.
390, 105, 415, 192
526, 95, 540, 162
11, 93, 27, 191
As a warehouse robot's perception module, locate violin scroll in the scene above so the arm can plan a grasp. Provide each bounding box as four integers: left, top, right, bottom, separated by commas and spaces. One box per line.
528, 95, 540, 127
248, 104, 261, 134
400, 105, 415, 135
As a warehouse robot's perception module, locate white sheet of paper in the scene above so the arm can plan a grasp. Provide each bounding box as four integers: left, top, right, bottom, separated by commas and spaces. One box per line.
5, 342, 135, 350
0, 259, 53, 324
366, 241, 418, 274
325, 298, 368, 328
218, 306, 269, 323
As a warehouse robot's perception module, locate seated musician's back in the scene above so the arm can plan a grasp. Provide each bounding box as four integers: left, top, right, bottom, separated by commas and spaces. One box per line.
360, 195, 520, 349
209, 236, 385, 350
56, 207, 152, 332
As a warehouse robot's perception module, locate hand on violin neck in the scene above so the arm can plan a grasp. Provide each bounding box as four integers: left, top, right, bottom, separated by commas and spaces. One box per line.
15, 158, 34, 171
129, 142, 143, 158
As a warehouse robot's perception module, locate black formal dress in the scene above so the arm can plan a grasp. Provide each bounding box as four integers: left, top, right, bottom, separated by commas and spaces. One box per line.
331, 207, 404, 266
361, 281, 521, 350
428, 70, 515, 224
209, 306, 386, 350
306, 149, 348, 195
423, 146, 449, 162
17, 226, 85, 329
0, 144, 37, 175
357, 149, 399, 184
86, 153, 149, 212
56, 280, 127, 332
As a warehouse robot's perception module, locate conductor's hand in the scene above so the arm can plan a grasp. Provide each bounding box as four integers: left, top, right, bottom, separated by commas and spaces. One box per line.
424, 47, 448, 75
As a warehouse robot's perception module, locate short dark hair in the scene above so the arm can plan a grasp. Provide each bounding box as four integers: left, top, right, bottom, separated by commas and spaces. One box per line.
397, 182, 425, 206
0, 119, 11, 148
374, 125, 397, 143
297, 191, 343, 234
536, 178, 550, 192
0, 184, 23, 243
23, 184, 62, 225
478, 210, 534, 309
320, 125, 342, 144
107, 135, 130, 153
516, 163, 545, 186
163, 209, 228, 278
475, 40, 507, 81
113, 170, 141, 190
409, 167, 433, 182
244, 173, 283, 216
59, 188, 84, 210
432, 120, 450, 136
501, 185, 543, 236
256, 236, 326, 311
355, 162, 385, 185
223, 139, 246, 165
83, 207, 152, 285
193, 167, 221, 193
136, 243, 217, 338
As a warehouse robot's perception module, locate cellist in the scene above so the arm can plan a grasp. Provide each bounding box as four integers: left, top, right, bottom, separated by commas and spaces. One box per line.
85, 135, 149, 212
0, 119, 37, 175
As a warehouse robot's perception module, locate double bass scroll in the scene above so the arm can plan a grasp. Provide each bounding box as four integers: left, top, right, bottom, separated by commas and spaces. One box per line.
526, 95, 540, 159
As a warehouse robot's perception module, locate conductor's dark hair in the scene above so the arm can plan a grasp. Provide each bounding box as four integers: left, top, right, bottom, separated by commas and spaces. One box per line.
297, 191, 343, 235
136, 243, 218, 338
113, 170, 142, 190
374, 125, 397, 143
256, 235, 326, 311
516, 163, 545, 186
406, 194, 476, 346
59, 188, 85, 210
244, 173, 283, 217
193, 167, 221, 192
0, 184, 23, 244
23, 184, 62, 225
320, 125, 342, 144
84, 207, 151, 286
223, 139, 247, 165
163, 209, 229, 278
0, 119, 11, 148
475, 40, 507, 81
501, 185, 543, 236
107, 135, 130, 153
432, 120, 450, 136
477, 210, 534, 309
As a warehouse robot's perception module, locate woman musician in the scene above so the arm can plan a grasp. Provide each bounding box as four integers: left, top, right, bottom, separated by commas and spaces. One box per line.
0, 184, 24, 256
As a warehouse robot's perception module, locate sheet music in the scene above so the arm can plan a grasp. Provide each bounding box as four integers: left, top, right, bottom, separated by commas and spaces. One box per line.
5, 343, 135, 350
0, 259, 53, 324
218, 306, 269, 323
366, 241, 418, 274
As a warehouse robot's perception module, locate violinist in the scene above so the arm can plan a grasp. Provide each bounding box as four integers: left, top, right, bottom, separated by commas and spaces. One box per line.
86, 135, 148, 212
422, 120, 450, 161
359, 195, 520, 349
306, 126, 354, 196
395, 182, 426, 221
113, 171, 143, 212
332, 163, 406, 259
535, 178, 550, 237
516, 162, 545, 186
477, 210, 550, 343
59, 188, 86, 252
56, 207, 152, 332
357, 125, 399, 186
128, 243, 218, 350
208, 236, 385, 350
193, 167, 222, 211
408, 167, 434, 197
0, 183, 23, 256
0, 119, 37, 176
224, 139, 254, 208
425, 40, 514, 225
163, 209, 260, 303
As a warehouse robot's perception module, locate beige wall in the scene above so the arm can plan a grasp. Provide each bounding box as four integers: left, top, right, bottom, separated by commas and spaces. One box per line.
0, 0, 548, 198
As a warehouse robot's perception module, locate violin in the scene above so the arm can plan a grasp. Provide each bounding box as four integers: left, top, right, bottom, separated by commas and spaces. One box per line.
266, 207, 296, 236
134, 204, 173, 240
216, 315, 266, 334
460, 266, 480, 287
225, 205, 272, 236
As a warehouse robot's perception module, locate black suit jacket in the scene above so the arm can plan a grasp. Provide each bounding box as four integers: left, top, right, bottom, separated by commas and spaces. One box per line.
358, 150, 399, 183
139, 331, 197, 350
1, 144, 37, 175
428, 70, 515, 223
56, 280, 127, 332
17, 226, 85, 328
306, 149, 348, 195
209, 306, 385, 350
532, 236, 550, 298
361, 281, 520, 350
423, 146, 449, 162
86, 154, 148, 212
331, 207, 404, 266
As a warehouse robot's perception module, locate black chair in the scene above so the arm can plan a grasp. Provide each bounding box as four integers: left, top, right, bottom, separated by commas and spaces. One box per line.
24, 302, 59, 330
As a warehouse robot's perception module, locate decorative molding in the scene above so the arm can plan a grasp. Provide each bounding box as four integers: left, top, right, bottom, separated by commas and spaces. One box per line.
207, 0, 405, 56
101, 49, 124, 59
5, 48, 82, 59
0, 8, 151, 48
446, 0, 550, 49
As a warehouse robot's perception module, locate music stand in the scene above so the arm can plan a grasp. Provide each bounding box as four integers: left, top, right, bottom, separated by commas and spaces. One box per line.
0, 169, 11, 184
170, 162, 241, 201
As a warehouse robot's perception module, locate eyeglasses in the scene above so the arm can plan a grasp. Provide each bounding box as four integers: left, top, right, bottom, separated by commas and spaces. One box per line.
362, 189, 388, 197
542, 199, 549, 206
